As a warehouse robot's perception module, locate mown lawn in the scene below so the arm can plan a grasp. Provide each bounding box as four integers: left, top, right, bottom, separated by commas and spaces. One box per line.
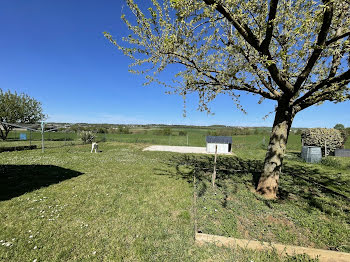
165, 151, 350, 254
0, 142, 348, 261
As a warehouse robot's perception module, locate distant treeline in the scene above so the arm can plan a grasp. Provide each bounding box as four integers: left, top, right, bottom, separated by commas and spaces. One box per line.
64, 124, 131, 134
60, 124, 311, 137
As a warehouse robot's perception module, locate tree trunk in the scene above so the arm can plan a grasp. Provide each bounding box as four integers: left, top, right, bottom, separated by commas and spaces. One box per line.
0, 124, 11, 141
256, 101, 294, 199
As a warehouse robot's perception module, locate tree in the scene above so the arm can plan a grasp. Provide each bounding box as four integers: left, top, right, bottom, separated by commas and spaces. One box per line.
104, 0, 350, 198
0, 89, 44, 140
334, 123, 345, 130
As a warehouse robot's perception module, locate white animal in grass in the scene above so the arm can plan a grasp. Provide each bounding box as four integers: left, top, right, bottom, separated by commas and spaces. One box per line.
91, 142, 99, 153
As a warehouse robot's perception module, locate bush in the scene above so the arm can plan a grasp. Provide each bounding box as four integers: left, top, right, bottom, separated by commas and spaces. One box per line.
301, 128, 344, 156
97, 127, 107, 134
80, 131, 95, 144
321, 157, 341, 168
117, 125, 130, 134
178, 130, 187, 136
155, 127, 172, 136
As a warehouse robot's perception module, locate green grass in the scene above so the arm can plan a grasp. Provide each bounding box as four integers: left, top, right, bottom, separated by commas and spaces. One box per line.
166, 153, 350, 254
0, 142, 329, 261
1, 127, 350, 261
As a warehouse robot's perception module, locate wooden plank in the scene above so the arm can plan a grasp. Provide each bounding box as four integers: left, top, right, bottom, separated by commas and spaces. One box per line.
196, 233, 350, 262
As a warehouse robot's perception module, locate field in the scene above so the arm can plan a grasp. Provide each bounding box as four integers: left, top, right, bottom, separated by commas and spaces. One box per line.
1, 126, 318, 150
1, 128, 349, 261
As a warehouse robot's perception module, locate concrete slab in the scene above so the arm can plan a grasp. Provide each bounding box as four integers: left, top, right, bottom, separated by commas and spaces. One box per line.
143, 145, 233, 155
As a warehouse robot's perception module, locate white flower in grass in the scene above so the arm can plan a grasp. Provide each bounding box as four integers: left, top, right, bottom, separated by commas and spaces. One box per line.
92, 251, 96, 255
33, 259, 37, 262
29, 235, 33, 238
2, 242, 12, 247
34, 246, 37, 250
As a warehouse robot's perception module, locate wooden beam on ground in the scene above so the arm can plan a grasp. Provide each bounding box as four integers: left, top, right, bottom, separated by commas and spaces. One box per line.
196, 233, 350, 262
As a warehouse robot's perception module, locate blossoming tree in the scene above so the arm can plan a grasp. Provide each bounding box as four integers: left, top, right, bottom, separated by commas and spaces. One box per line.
104, 0, 350, 198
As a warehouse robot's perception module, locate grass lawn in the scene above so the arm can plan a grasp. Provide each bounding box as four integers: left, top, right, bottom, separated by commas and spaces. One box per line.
0, 141, 349, 261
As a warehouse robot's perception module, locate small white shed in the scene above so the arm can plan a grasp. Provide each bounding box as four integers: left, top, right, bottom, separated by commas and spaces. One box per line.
206, 136, 232, 154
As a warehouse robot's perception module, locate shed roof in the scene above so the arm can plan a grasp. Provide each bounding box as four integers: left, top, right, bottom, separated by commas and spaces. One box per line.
206, 136, 232, 144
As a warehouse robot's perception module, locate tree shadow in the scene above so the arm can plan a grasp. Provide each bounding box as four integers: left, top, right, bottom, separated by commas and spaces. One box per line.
156, 154, 350, 215
0, 165, 84, 201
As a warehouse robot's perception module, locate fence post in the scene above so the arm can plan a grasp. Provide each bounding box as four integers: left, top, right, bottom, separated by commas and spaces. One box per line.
41, 121, 45, 153
29, 130, 32, 146
187, 133, 189, 146
212, 145, 217, 188
324, 140, 327, 157
193, 170, 197, 239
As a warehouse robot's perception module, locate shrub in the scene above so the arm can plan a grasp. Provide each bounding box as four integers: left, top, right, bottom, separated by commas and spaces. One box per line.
301, 128, 344, 156
117, 125, 130, 134
321, 157, 341, 168
80, 131, 95, 144
178, 130, 187, 136
155, 127, 172, 136
97, 127, 107, 134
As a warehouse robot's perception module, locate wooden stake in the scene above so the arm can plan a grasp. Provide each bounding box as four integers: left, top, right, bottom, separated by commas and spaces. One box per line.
212, 145, 217, 187
193, 171, 197, 239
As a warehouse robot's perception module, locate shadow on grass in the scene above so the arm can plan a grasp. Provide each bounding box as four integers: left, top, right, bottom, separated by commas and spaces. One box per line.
0, 165, 83, 201
156, 154, 350, 215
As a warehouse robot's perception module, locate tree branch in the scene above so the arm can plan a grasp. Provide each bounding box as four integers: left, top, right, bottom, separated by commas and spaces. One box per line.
202, 0, 260, 50
203, 0, 293, 95
161, 49, 277, 100
293, 69, 350, 111
260, 0, 279, 52
297, 80, 350, 111
326, 31, 350, 46
238, 45, 281, 98
294, 0, 334, 90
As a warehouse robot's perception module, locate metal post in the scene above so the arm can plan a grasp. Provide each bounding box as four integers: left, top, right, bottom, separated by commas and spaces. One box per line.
324, 140, 327, 157
187, 133, 189, 146
29, 130, 32, 146
41, 121, 45, 153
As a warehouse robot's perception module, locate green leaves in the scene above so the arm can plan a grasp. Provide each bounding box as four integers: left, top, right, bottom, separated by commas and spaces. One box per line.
0, 89, 45, 140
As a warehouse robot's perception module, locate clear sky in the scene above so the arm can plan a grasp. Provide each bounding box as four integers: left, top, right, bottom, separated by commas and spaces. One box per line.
0, 0, 349, 128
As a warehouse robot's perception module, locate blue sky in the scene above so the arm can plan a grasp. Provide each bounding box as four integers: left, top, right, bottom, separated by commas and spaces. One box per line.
0, 0, 349, 128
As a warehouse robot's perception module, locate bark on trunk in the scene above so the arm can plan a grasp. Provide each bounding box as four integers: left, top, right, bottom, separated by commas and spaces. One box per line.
256, 101, 294, 199
0, 124, 11, 141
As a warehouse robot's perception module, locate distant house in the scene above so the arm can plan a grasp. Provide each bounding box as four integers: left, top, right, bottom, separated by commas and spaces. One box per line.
206, 136, 232, 154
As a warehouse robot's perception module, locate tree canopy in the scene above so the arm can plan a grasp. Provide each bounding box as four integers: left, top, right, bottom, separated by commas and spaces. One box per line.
105, 0, 350, 198
0, 89, 44, 140
334, 123, 345, 130
105, 0, 349, 113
